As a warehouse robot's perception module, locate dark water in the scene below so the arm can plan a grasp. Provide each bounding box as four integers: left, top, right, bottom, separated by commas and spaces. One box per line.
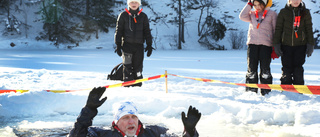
12, 128, 71, 137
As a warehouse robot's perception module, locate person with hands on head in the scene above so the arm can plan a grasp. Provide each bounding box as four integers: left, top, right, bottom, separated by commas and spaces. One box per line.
68, 87, 201, 137
114, 0, 153, 87
273, 0, 315, 85
239, 0, 277, 96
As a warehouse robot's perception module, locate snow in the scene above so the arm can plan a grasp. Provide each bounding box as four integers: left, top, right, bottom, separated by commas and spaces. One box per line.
0, 0, 320, 137
0, 49, 320, 137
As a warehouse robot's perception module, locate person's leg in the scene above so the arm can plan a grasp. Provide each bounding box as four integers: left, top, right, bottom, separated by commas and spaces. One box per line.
131, 45, 144, 87
246, 45, 259, 93
280, 45, 294, 85
292, 45, 307, 85
122, 52, 134, 83
259, 46, 273, 96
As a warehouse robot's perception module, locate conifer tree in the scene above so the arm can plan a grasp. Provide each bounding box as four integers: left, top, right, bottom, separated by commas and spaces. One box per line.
82, 0, 116, 39
37, 0, 116, 46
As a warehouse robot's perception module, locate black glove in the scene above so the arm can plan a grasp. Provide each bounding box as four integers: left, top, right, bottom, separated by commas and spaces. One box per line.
144, 45, 154, 57
115, 44, 122, 57
85, 87, 107, 110
274, 44, 283, 57
181, 106, 201, 137
306, 44, 314, 57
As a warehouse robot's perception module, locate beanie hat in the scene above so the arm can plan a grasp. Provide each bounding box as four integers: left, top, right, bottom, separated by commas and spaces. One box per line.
127, 0, 141, 6
114, 101, 138, 124
286, 0, 304, 7
252, 0, 268, 6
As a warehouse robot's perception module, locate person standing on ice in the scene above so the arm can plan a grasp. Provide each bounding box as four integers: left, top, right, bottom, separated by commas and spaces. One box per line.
273, 0, 314, 85
68, 87, 201, 137
239, 0, 277, 96
114, 0, 153, 87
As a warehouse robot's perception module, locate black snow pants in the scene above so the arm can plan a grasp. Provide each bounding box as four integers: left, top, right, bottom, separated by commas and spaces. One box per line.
122, 43, 144, 87
280, 45, 306, 85
246, 44, 273, 95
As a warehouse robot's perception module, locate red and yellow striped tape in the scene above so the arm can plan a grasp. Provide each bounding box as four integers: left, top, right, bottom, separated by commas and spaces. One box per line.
104, 74, 166, 88
1, 73, 319, 95
0, 74, 166, 94
168, 73, 320, 95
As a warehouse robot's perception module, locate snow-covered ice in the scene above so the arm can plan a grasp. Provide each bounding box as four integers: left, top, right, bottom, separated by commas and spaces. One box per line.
0, 49, 320, 137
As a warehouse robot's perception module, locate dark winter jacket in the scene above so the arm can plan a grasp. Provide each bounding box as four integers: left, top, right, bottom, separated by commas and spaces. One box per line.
68, 107, 199, 137
114, 8, 152, 47
273, 2, 314, 46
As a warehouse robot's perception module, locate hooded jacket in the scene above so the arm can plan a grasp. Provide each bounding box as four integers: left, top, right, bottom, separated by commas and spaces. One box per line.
68, 107, 199, 137
273, 2, 314, 46
239, 4, 277, 47
114, 8, 152, 47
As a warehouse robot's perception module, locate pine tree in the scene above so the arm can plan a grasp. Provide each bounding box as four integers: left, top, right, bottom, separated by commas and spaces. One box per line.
82, 0, 116, 39
36, 0, 116, 47
0, 0, 19, 19
0, 0, 22, 34
37, 0, 68, 46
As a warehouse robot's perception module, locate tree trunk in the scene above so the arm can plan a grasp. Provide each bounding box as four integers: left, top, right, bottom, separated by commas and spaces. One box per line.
86, 0, 90, 16
7, 3, 10, 19
178, 0, 182, 49
54, 0, 59, 43
182, 18, 185, 43
23, 3, 28, 38
96, 29, 99, 39
198, 6, 205, 36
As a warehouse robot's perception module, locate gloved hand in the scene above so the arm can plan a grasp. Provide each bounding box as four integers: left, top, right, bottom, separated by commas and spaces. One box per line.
247, 0, 253, 7
115, 44, 122, 57
271, 47, 279, 60
181, 106, 201, 137
144, 45, 154, 57
306, 44, 314, 57
274, 44, 283, 57
85, 87, 107, 110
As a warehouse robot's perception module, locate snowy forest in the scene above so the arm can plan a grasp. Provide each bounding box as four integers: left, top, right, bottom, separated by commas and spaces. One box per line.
0, 0, 319, 50
0, 0, 116, 47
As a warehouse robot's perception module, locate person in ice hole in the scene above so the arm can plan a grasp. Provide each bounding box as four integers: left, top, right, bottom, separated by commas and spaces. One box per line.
69, 87, 202, 137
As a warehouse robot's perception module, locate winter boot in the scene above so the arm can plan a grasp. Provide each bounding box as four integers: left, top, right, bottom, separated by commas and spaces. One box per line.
260, 69, 272, 96
280, 72, 293, 85
131, 71, 143, 87
293, 67, 304, 85
123, 64, 134, 87
246, 71, 258, 93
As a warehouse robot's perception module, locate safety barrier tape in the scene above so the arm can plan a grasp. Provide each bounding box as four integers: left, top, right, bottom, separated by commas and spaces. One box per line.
1, 73, 319, 95
0, 74, 166, 94
104, 74, 166, 88
168, 73, 320, 95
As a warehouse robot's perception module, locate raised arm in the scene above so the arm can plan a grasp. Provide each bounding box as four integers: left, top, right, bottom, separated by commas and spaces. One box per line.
68, 87, 107, 137
239, 1, 253, 22
181, 106, 201, 137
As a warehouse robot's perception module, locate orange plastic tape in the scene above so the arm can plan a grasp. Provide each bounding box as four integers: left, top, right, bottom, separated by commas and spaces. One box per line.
0, 74, 166, 94
168, 73, 320, 95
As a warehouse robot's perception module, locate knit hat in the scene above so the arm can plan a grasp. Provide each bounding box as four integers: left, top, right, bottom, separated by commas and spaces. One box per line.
114, 101, 139, 124
287, 0, 303, 6
127, 0, 141, 6
287, 0, 303, 2
252, 0, 268, 5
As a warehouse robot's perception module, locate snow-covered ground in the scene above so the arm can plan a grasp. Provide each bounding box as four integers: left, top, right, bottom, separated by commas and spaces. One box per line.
0, 49, 320, 137
0, 0, 320, 136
